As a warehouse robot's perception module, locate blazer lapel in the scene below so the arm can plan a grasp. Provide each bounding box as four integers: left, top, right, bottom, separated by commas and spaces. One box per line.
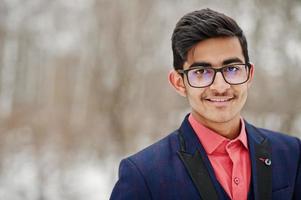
176, 116, 272, 200
177, 117, 219, 200
246, 122, 272, 200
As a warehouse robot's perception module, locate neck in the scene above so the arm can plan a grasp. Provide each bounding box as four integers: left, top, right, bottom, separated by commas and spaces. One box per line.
191, 113, 241, 140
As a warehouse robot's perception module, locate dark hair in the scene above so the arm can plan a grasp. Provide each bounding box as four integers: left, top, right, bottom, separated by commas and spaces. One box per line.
171, 8, 249, 70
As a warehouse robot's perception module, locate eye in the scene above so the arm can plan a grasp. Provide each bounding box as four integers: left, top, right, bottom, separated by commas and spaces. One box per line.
224, 65, 240, 72
195, 69, 205, 74
193, 68, 212, 75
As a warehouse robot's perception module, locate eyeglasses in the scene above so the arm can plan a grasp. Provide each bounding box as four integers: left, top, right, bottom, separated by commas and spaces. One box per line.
177, 63, 251, 88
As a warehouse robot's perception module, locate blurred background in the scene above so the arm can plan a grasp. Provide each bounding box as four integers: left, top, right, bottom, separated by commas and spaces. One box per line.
0, 0, 300, 199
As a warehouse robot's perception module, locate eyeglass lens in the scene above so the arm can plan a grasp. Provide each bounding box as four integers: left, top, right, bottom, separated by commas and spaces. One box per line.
187, 65, 248, 87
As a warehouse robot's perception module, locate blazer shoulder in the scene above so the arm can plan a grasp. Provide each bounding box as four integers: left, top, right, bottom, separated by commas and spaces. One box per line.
127, 130, 180, 166
248, 124, 301, 160
256, 126, 300, 148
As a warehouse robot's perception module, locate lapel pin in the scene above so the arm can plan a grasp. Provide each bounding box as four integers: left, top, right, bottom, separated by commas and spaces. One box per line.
259, 158, 271, 166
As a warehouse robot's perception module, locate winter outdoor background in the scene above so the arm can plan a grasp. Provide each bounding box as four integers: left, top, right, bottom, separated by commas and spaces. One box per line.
0, 0, 300, 199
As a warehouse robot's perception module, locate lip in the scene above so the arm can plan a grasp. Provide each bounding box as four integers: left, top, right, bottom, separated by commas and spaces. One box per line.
204, 97, 234, 107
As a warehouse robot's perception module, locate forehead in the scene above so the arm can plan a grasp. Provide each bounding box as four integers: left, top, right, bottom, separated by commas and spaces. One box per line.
184, 37, 244, 68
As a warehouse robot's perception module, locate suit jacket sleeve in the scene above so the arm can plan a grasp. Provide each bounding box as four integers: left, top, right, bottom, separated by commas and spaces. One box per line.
293, 137, 301, 200
110, 158, 152, 200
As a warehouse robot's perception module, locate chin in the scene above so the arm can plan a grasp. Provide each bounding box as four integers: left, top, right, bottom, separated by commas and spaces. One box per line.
204, 113, 239, 124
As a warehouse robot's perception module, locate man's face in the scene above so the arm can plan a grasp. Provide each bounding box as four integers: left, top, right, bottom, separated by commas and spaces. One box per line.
178, 37, 253, 127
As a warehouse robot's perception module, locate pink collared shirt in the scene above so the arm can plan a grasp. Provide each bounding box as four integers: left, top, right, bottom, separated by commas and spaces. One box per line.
188, 114, 251, 200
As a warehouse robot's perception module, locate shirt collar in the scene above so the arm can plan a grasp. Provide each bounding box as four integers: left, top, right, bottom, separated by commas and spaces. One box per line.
188, 114, 248, 154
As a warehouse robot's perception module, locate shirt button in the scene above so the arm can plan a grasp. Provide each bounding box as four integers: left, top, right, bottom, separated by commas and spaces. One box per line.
234, 177, 240, 185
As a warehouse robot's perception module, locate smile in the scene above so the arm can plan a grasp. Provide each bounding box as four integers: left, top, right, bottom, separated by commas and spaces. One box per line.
206, 97, 234, 102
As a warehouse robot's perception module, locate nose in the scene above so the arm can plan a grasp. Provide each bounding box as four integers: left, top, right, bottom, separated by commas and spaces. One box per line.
209, 72, 230, 93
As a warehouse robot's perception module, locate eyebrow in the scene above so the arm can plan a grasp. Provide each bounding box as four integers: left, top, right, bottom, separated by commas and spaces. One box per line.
222, 57, 244, 65
189, 57, 244, 68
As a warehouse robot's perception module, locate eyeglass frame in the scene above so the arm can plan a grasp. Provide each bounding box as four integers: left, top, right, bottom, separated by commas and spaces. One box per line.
177, 62, 252, 88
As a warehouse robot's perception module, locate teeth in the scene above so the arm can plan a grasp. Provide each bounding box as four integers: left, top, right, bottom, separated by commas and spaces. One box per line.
209, 98, 232, 102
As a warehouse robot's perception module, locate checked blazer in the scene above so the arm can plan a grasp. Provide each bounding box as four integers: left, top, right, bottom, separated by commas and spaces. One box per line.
110, 116, 301, 200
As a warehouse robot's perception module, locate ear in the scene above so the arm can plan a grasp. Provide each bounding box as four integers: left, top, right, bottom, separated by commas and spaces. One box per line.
168, 70, 187, 97
247, 62, 255, 88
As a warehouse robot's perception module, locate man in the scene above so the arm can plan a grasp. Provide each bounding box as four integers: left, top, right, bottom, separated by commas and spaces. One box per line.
110, 8, 301, 200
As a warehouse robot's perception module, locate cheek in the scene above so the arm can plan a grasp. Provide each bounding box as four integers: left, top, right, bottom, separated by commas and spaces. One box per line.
186, 87, 207, 105
235, 86, 249, 104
